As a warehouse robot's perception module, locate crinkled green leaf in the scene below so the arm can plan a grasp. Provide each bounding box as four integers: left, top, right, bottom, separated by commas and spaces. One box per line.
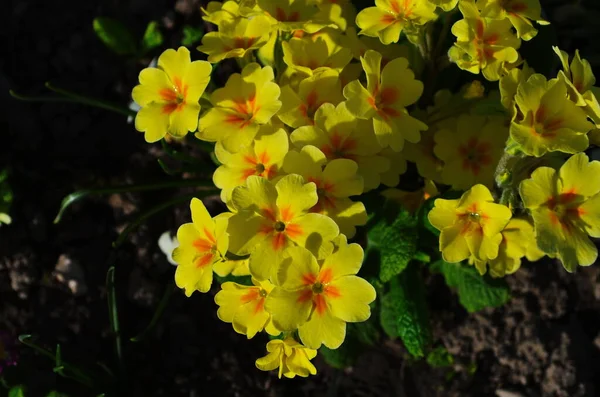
367, 201, 418, 282
380, 266, 432, 358
93, 17, 137, 55
182, 25, 204, 47
426, 345, 454, 368
431, 260, 510, 312
141, 21, 163, 53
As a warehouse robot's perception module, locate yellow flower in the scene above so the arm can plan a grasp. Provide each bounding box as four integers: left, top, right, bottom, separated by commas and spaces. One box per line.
379, 147, 407, 187
255, 338, 317, 378
256, 0, 329, 33
428, 184, 512, 263
291, 102, 390, 191
132, 47, 212, 143
382, 179, 439, 214
519, 153, 600, 272
448, 1, 520, 81
404, 130, 444, 183
215, 279, 280, 338
510, 74, 593, 157
499, 61, 535, 115
213, 256, 251, 277
429, 0, 459, 11
342, 26, 417, 68
196, 63, 282, 153
278, 69, 344, 128
469, 218, 540, 277
314, 0, 356, 31
344, 50, 427, 151
197, 15, 272, 63
213, 128, 289, 205
172, 198, 229, 296
227, 175, 339, 280
265, 244, 376, 349
478, 0, 549, 41
282, 37, 352, 78
434, 115, 507, 190
355, 0, 437, 45
283, 146, 367, 237
202, 1, 243, 27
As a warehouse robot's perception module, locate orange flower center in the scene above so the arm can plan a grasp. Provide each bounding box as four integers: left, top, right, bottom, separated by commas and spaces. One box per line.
320, 131, 357, 160
192, 227, 217, 268
546, 190, 585, 230
457, 137, 492, 176
368, 85, 400, 120
297, 268, 341, 316
159, 76, 188, 114
530, 106, 562, 138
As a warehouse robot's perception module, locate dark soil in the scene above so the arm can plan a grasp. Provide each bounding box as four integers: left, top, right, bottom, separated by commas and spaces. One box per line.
2, 0, 600, 396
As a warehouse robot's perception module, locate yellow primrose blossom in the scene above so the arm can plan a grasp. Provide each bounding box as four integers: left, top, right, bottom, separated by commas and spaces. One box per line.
499, 62, 535, 114
355, 0, 437, 45
314, 0, 356, 31
213, 256, 251, 277
342, 27, 416, 68
256, 0, 329, 33
282, 37, 352, 77
434, 114, 507, 190
278, 70, 344, 128
197, 63, 282, 153
519, 153, 600, 271
132, 47, 211, 143
429, 0, 459, 11
428, 184, 512, 263
478, 0, 548, 41
215, 279, 280, 338
213, 128, 289, 205
404, 130, 444, 183
255, 338, 317, 378
197, 15, 272, 63
266, 244, 376, 349
510, 74, 593, 157
202, 1, 243, 27
227, 175, 339, 280
283, 146, 367, 237
379, 147, 407, 187
291, 102, 390, 191
382, 179, 439, 214
172, 198, 229, 296
448, 1, 520, 81
469, 218, 540, 277
344, 50, 427, 151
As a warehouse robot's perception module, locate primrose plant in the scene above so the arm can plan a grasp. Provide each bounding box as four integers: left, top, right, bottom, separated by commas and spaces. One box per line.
132, 0, 600, 379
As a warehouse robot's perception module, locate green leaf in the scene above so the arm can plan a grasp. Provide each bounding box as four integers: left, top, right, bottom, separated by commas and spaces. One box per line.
380, 266, 432, 358
367, 201, 418, 282
0, 168, 13, 225
8, 386, 25, 397
214, 274, 253, 286
93, 17, 137, 55
46, 391, 69, 397
431, 260, 510, 312
426, 346, 454, 368
182, 25, 204, 47
141, 21, 163, 53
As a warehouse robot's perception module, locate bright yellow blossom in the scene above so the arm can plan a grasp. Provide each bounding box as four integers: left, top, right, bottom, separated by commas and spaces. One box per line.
266, 244, 376, 349
510, 74, 593, 157
355, 0, 437, 45
255, 338, 317, 378
227, 175, 339, 280
197, 15, 272, 63
213, 128, 289, 205
283, 146, 367, 237
344, 50, 427, 152
449, 1, 520, 81
469, 218, 540, 277
282, 37, 352, 77
172, 198, 229, 296
291, 102, 390, 191
256, 0, 329, 33
429, 0, 459, 12
314, 0, 356, 31
499, 62, 535, 114
215, 279, 280, 338
428, 184, 512, 263
202, 1, 243, 27
132, 47, 211, 143
519, 153, 600, 272
197, 63, 282, 153
478, 0, 549, 41
278, 70, 344, 128
213, 256, 251, 277
434, 114, 507, 190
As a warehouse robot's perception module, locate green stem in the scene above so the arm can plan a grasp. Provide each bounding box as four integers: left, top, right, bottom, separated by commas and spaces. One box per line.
106, 266, 125, 382
45, 82, 136, 117
112, 190, 217, 248
130, 282, 177, 342
54, 178, 213, 223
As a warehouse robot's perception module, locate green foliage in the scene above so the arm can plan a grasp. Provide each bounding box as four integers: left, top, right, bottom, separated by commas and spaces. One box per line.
380, 265, 432, 358
426, 346, 454, 368
93, 18, 137, 55
366, 201, 419, 282
0, 168, 13, 225
141, 21, 164, 53
318, 320, 379, 369
431, 260, 510, 312
214, 274, 253, 286
8, 386, 25, 397
182, 25, 204, 47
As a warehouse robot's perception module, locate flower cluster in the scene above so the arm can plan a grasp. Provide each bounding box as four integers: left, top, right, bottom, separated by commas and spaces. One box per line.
130, 0, 600, 379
